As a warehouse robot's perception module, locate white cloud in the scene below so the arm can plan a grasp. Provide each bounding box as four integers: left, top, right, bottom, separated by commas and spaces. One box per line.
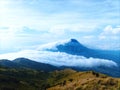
0, 50, 118, 68
77, 25, 120, 50
102, 25, 120, 35
98, 25, 120, 40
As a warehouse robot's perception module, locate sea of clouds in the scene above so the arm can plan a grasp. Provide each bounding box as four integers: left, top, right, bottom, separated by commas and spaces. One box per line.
0, 49, 118, 68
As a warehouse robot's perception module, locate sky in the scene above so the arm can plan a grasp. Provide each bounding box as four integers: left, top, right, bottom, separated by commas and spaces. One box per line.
0, 0, 120, 53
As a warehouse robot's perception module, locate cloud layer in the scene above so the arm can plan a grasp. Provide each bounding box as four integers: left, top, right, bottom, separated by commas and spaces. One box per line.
0, 50, 117, 68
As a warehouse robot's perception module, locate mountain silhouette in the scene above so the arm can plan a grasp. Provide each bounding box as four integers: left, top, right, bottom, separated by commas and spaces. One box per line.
0, 57, 119, 77
0, 58, 59, 72
40, 38, 120, 63
13, 58, 59, 71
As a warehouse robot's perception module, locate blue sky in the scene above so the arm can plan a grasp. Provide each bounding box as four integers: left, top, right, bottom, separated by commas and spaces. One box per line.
0, 0, 120, 53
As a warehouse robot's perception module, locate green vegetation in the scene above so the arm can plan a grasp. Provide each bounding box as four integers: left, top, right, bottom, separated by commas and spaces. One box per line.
0, 66, 120, 90
0, 66, 50, 90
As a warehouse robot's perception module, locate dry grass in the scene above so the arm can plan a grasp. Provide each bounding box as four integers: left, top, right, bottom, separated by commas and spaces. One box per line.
47, 71, 120, 90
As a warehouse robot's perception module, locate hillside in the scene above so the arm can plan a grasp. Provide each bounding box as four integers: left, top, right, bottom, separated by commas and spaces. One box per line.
47, 70, 120, 90
0, 66, 120, 90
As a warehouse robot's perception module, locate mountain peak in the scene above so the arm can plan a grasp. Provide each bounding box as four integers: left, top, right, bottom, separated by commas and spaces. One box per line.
70, 39, 79, 43
37, 38, 88, 52
13, 57, 31, 63
55, 39, 88, 54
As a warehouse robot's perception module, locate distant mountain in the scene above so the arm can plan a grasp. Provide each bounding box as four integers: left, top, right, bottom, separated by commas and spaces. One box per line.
1, 57, 119, 77
0, 59, 21, 68
13, 58, 59, 71
38, 38, 120, 62
0, 58, 59, 72
37, 38, 120, 77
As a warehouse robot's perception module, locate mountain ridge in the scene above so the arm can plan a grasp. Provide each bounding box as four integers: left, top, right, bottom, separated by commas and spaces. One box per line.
0, 58, 59, 72
0, 57, 120, 77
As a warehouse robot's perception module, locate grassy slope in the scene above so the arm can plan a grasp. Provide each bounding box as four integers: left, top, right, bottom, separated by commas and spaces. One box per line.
0, 67, 120, 90
47, 70, 120, 90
